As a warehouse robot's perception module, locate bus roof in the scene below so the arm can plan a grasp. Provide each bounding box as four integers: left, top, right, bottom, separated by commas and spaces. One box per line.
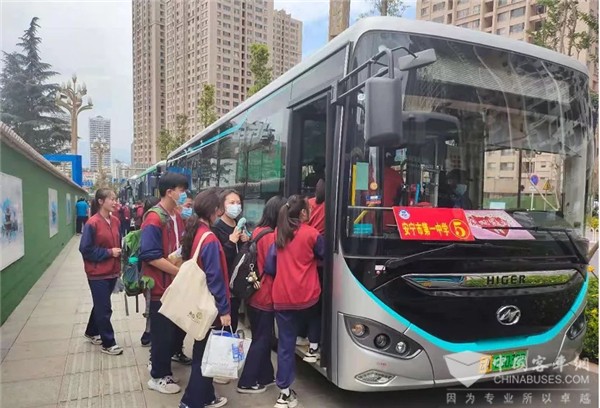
168, 16, 588, 160
137, 160, 166, 178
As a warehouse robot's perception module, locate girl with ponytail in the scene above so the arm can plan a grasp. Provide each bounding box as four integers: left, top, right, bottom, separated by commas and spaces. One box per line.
78, 188, 124, 356
264, 195, 324, 408
179, 187, 232, 408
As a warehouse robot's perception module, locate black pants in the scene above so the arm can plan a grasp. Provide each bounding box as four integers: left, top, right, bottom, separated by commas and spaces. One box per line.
180, 332, 216, 408
238, 306, 275, 388
85, 278, 117, 348
172, 326, 186, 355
76, 216, 88, 234
120, 220, 130, 238
149, 300, 176, 378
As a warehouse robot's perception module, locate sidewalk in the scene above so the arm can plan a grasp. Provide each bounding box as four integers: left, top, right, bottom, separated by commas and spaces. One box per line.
0, 237, 281, 408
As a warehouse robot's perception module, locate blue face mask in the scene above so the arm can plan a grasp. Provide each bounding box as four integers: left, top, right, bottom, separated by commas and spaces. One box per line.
181, 207, 193, 219
177, 191, 188, 206
454, 184, 467, 196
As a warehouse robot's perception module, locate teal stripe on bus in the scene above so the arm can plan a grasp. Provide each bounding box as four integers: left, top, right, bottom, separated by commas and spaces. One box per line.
353, 273, 588, 353
169, 86, 290, 163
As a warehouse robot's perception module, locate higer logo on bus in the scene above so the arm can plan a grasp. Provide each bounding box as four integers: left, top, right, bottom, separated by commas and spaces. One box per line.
496, 305, 521, 326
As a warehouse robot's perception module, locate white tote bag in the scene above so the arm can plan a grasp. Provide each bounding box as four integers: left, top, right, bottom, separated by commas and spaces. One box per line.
201, 330, 252, 379
159, 231, 218, 341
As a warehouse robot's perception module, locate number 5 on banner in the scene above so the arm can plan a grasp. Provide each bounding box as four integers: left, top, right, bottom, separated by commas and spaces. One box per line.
450, 219, 471, 240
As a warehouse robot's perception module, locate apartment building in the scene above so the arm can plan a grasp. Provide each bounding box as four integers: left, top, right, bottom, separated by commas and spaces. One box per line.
417, 0, 597, 204
132, 0, 166, 167
418, 0, 598, 90
271, 9, 303, 78
133, 0, 302, 166
89, 116, 111, 172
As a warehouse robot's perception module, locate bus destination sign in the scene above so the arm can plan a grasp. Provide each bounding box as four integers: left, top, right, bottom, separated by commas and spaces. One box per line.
392, 207, 475, 241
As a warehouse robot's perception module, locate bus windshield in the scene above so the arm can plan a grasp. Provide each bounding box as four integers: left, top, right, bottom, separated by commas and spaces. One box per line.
342, 31, 594, 259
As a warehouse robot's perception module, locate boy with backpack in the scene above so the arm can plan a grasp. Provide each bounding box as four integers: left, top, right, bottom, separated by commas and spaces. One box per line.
139, 173, 188, 394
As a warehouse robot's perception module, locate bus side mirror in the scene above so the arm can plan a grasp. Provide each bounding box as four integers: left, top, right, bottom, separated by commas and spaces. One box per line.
364, 76, 403, 147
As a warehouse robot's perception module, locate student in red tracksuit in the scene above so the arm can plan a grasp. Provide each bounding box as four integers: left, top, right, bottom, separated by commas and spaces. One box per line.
139, 172, 188, 395
304, 179, 325, 363
237, 196, 287, 394
308, 179, 325, 234
264, 195, 325, 408
179, 187, 232, 408
79, 188, 123, 356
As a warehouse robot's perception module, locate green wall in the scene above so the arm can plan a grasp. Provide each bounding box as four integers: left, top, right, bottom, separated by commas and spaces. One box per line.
1, 141, 86, 324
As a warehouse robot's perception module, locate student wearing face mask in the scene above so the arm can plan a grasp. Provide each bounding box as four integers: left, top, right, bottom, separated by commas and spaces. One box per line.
139, 172, 188, 395
263, 195, 324, 408
178, 191, 194, 220
179, 188, 231, 408
170, 190, 194, 366
211, 189, 249, 330
209, 189, 249, 385
446, 169, 473, 210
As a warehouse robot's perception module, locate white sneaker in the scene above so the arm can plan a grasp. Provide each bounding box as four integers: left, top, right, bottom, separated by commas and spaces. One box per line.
101, 345, 124, 355
147, 362, 179, 383
205, 396, 228, 407
303, 347, 320, 363
213, 377, 231, 384
84, 334, 102, 345
147, 377, 181, 394
274, 390, 298, 408
295, 337, 309, 346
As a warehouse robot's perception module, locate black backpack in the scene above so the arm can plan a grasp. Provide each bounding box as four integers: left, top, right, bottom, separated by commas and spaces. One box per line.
229, 228, 273, 300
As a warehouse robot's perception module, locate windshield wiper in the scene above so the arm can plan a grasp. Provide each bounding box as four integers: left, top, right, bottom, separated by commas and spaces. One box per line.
385, 242, 529, 269
481, 226, 588, 264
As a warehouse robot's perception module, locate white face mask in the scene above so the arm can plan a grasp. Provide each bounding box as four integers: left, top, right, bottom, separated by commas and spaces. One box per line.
225, 203, 242, 219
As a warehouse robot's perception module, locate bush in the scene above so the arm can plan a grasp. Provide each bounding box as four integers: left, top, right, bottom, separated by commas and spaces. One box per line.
581, 275, 598, 362
587, 216, 599, 230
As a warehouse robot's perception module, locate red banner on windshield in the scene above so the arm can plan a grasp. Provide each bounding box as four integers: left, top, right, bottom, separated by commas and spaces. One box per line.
392, 207, 475, 241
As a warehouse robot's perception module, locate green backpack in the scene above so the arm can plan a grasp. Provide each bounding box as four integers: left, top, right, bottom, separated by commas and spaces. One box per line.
121, 207, 169, 297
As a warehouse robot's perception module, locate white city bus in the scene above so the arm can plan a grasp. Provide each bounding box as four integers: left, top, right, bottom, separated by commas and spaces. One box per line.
167, 17, 594, 391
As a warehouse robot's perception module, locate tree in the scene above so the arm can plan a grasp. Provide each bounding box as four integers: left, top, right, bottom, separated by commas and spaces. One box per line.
197, 83, 218, 128
248, 43, 272, 96
157, 114, 188, 160
0, 17, 70, 154
360, 0, 407, 18
529, 0, 598, 62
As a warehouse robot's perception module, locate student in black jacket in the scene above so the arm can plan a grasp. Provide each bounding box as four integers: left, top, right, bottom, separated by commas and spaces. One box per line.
211, 188, 249, 333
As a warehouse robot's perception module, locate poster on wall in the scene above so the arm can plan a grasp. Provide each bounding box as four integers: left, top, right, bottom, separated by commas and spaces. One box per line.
66, 193, 72, 225
49, 188, 58, 237
1, 173, 25, 270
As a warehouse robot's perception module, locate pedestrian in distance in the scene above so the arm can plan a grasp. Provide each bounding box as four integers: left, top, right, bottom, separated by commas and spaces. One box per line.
79, 188, 124, 356
75, 197, 90, 235
236, 195, 287, 395
179, 187, 232, 408
264, 195, 325, 408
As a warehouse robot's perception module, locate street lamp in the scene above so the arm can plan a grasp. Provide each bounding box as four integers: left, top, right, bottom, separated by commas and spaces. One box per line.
91, 137, 110, 188
55, 73, 93, 155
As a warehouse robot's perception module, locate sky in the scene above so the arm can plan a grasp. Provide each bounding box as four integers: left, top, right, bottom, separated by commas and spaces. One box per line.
1, 0, 416, 167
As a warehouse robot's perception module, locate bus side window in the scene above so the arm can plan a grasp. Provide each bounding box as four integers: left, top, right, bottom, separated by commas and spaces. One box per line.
291, 97, 328, 196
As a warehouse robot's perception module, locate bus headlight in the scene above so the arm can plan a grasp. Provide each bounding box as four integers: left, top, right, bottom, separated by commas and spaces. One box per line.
395, 341, 407, 355
567, 311, 586, 340
344, 314, 423, 359
374, 334, 390, 349
351, 323, 368, 337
